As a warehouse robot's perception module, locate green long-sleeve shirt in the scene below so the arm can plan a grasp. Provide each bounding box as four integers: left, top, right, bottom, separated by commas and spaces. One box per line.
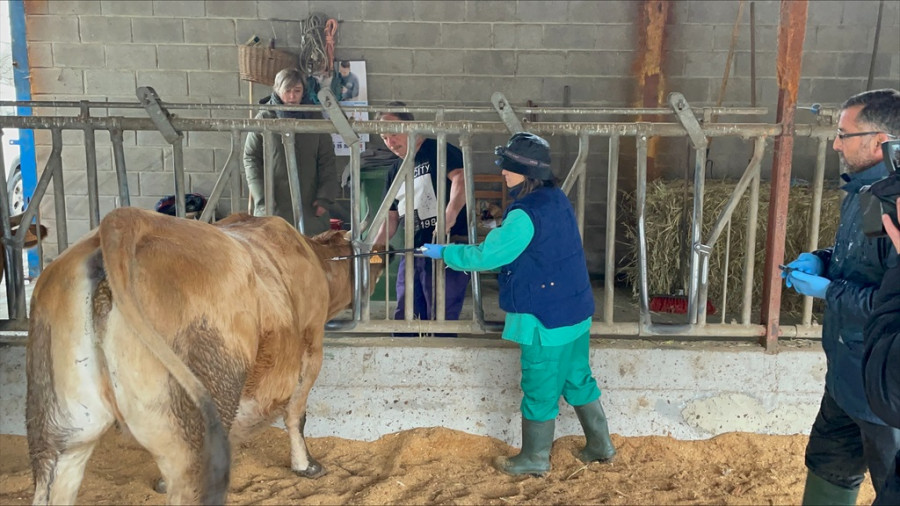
442, 209, 591, 345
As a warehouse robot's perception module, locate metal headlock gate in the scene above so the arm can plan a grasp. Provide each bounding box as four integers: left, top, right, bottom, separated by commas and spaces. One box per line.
0, 89, 838, 346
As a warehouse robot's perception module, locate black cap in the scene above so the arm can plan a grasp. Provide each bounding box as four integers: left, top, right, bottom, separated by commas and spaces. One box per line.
494, 132, 553, 181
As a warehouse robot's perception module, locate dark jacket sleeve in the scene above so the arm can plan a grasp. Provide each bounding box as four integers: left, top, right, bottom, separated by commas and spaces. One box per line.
863, 262, 900, 428
243, 130, 264, 212
315, 133, 339, 205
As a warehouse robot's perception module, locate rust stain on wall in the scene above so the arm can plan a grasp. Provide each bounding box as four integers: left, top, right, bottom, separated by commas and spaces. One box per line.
631, 0, 672, 181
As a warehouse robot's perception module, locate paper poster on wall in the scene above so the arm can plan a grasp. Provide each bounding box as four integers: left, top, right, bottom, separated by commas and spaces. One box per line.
318, 60, 368, 156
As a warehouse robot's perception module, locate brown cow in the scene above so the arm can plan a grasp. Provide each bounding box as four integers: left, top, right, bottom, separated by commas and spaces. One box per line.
26, 207, 382, 505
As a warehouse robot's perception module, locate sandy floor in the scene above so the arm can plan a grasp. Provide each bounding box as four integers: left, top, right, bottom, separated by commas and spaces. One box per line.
0, 426, 875, 505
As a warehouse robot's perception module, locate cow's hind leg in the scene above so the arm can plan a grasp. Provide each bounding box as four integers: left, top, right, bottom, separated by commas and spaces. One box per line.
285, 334, 325, 478
27, 317, 116, 505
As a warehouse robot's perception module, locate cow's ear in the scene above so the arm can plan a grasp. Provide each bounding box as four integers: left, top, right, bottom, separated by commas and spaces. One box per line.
342, 230, 351, 241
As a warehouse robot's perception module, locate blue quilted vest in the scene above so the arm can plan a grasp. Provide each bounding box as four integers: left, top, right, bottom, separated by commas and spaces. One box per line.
498, 186, 595, 328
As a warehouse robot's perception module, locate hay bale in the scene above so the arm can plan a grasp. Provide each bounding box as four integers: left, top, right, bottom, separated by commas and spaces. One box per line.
619, 180, 843, 317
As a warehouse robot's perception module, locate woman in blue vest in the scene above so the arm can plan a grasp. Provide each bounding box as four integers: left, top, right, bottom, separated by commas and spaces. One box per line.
421, 132, 615, 476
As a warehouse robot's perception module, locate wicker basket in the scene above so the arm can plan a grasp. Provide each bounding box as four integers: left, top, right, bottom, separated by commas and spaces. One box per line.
238, 46, 297, 86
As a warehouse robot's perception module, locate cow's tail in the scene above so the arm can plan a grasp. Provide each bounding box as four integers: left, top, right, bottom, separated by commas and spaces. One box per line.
98, 208, 229, 504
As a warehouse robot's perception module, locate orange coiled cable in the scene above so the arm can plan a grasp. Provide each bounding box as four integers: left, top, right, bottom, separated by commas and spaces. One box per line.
324, 19, 338, 73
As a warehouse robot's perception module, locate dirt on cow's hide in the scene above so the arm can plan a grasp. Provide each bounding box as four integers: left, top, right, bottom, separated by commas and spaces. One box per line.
0, 427, 875, 505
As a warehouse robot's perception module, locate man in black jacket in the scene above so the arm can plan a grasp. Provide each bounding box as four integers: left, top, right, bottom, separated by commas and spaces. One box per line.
863, 193, 900, 506
783, 89, 900, 505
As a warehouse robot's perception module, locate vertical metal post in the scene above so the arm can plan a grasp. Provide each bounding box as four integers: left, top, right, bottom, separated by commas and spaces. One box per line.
435, 132, 448, 322
741, 139, 764, 325
687, 147, 708, 324
575, 133, 588, 236
802, 136, 829, 325
636, 134, 651, 329
760, 0, 808, 352
604, 135, 620, 324
281, 133, 305, 234
110, 126, 131, 207
229, 130, 241, 215
172, 139, 186, 218
460, 135, 487, 327
263, 133, 274, 217
81, 102, 101, 228
403, 131, 416, 324
50, 129, 68, 250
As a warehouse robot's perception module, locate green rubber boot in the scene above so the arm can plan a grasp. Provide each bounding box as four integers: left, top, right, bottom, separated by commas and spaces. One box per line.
801, 470, 860, 506
494, 418, 555, 476
574, 399, 616, 463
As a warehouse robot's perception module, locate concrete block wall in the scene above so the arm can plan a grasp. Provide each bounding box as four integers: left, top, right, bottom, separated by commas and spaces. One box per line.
18, 0, 900, 271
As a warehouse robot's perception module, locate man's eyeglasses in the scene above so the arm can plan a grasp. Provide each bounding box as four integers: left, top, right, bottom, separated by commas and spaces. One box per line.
836, 131, 898, 140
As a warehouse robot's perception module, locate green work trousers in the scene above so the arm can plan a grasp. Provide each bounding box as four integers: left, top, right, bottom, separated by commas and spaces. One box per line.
519, 331, 601, 421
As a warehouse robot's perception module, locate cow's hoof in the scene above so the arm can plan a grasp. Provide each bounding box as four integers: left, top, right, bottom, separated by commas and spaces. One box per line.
293, 459, 326, 479
153, 477, 167, 494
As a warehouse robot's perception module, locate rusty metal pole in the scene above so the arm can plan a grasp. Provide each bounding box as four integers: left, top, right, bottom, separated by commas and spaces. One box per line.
632, 0, 671, 181
760, 0, 808, 353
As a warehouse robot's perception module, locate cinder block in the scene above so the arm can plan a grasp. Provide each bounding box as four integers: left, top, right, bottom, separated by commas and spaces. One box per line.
566, 50, 633, 77
567, 0, 636, 24
258, 0, 308, 21
184, 19, 237, 45
392, 75, 444, 102
508, 24, 544, 50
135, 71, 188, 97
188, 172, 220, 195
441, 23, 492, 49
388, 22, 441, 48
209, 46, 239, 72
105, 44, 157, 70
25, 15, 80, 43
516, 51, 565, 76
135, 130, 174, 148
466, 1, 515, 22
152, 0, 205, 17
808, 78, 869, 105
668, 23, 716, 52
337, 21, 392, 48
27, 43, 53, 68
414, 1, 464, 22
515, 1, 567, 23
687, 0, 745, 24
84, 69, 136, 95
491, 24, 516, 49
732, 51, 776, 78
164, 147, 216, 173
187, 132, 233, 150
814, 25, 873, 52
357, 48, 413, 74
100, 0, 152, 16
492, 76, 543, 104
158, 46, 209, 71
30, 68, 84, 95
79, 16, 132, 43
132, 18, 184, 43
309, 0, 363, 21
139, 171, 175, 196
665, 77, 712, 105
51, 43, 104, 68
124, 146, 165, 173
833, 52, 877, 78
188, 71, 239, 98
365, 0, 414, 21
206, 0, 257, 18
441, 76, 495, 103
684, 51, 730, 78
47, 1, 101, 15
543, 76, 631, 105
465, 49, 516, 75
65, 194, 93, 220
413, 49, 464, 74
542, 24, 600, 50
841, 0, 882, 25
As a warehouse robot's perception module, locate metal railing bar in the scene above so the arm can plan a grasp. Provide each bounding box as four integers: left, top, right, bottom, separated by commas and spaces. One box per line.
603, 135, 620, 324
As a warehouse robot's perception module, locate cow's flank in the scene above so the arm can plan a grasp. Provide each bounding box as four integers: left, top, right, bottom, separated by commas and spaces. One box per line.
26, 207, 380, 505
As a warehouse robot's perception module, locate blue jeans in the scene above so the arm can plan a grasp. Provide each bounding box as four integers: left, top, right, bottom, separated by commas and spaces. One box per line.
393, 256, 470, 332
805, 389, 900, 500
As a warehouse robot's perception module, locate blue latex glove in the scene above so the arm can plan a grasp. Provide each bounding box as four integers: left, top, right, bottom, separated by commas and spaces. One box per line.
782, 252, 824, 283
421, 243, 445, 259
786, 271, 830, 299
